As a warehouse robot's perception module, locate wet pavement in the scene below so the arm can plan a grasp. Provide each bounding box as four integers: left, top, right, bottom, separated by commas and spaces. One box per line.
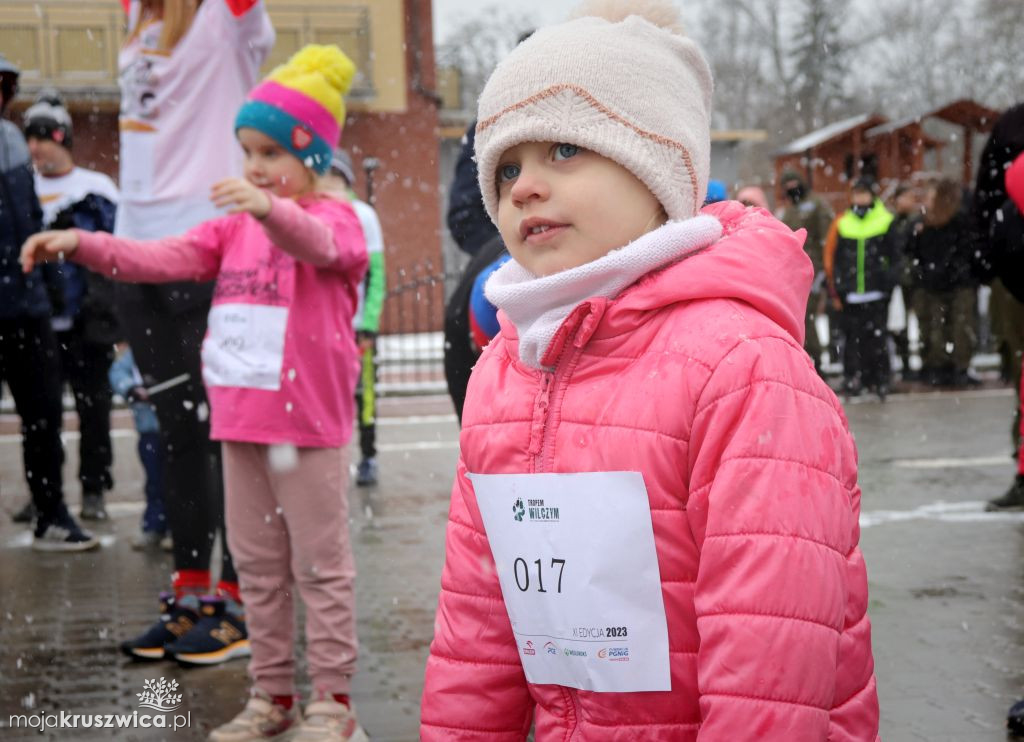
2, 387, 1023, 741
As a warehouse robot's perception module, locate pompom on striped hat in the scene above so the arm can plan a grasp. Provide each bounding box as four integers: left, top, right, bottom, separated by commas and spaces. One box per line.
235, 44, 356, 174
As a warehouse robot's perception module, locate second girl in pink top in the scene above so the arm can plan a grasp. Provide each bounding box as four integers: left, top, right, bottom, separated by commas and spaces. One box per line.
23, 44, 371, 742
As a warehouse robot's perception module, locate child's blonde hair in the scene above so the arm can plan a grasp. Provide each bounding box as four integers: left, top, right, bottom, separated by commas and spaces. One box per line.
125, 0, 200, 54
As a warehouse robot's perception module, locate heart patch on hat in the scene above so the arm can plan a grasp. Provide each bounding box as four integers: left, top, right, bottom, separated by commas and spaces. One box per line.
291, 125, 313, 150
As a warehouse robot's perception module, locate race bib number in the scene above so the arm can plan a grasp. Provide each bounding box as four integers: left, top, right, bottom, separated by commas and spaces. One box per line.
470, 471, 670, 693
202, 304, 287, 390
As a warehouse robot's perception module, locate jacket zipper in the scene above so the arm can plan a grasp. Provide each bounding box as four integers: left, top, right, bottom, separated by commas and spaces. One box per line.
538, 322, 586, 738
534, 335, 578, 473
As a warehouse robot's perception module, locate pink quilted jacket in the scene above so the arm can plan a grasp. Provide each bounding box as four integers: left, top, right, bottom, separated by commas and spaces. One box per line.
421, 201, 879, 741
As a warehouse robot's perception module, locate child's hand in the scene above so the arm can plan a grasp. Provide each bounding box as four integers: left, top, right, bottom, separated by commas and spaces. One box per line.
20, 230, 80, 273
211, 178, 272, 219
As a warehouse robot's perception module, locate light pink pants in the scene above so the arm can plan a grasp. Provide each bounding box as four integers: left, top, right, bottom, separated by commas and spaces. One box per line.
224, 441, 357, 696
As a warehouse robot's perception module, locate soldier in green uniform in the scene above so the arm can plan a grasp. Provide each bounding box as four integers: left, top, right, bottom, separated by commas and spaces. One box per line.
779, 170, 834, 373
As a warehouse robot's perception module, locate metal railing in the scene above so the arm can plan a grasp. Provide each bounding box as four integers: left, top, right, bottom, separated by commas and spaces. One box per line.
376, 261, 456, 395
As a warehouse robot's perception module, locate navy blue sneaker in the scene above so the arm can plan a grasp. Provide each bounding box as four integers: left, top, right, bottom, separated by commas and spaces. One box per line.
32, 509, 99, 552
167, 595, 250, 666
120, 592, 199, 661
355, 457, 378, 486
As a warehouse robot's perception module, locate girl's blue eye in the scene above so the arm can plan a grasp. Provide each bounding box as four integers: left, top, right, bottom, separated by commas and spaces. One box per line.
554, 143, 580, 160
498, 163, 521, 183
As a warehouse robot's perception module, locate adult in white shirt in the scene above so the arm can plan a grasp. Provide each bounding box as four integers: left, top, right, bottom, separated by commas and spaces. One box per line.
113, 0, 274, 666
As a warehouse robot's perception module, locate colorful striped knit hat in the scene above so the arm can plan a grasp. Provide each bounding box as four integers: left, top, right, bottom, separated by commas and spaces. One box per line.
236, 45, 356, 174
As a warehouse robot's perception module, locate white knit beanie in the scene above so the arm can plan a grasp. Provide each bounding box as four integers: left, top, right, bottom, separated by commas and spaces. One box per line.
475, 0, 713, 224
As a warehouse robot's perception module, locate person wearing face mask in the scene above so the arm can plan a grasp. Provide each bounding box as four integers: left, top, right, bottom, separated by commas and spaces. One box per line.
905, 178, 978, 388
824, 177, 899, 400
888, 184, 924, 380
779, 170, 834, 374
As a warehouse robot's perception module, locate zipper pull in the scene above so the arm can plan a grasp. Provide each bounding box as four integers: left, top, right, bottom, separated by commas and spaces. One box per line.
527, 373, 553, 457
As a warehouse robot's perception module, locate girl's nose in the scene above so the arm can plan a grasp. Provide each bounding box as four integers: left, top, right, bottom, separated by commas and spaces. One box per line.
509, 163, 549, 207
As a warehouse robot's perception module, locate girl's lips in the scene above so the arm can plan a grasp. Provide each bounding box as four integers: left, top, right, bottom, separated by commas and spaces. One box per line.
523, 224, 569, 246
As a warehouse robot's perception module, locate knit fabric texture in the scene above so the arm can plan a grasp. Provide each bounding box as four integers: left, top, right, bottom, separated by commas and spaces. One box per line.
236, 44, 356, 174
474, 7, 713, 223
485, 215, 723, 369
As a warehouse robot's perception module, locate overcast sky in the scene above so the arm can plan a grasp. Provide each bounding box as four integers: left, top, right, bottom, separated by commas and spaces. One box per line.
432, 0, 574, 42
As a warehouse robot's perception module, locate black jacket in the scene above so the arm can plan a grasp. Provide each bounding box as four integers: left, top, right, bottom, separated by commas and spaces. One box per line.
50, 193, 122, 345
984, 199, 1024, 303
0, 119, 51, 319
831, 201, 899, 299
443, 233, 507, 421
446, 122, 499, 257
907, 211, 976, 293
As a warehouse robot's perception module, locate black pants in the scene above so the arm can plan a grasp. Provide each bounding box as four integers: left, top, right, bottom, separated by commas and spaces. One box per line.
0, 316, 67, 522
118, 289, 236, 584
56, 326, 114, 496
840, 300, 890, 390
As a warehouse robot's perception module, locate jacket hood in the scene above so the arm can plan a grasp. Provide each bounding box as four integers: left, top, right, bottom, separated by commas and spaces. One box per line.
497, 200, 812, 352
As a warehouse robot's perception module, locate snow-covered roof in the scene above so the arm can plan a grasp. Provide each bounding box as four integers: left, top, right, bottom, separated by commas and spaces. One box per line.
775, 113, 881, 156
866, 115, 922, 138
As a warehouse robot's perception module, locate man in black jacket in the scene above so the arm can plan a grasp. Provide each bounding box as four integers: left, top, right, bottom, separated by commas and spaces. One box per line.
0, 55, 96, 550
982, 151, 1024, 513
906, 178, 978, 387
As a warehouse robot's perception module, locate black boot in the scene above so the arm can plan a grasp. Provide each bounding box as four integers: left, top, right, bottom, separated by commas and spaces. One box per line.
1008, 697, 1024, 735
986, 475, 1024, 512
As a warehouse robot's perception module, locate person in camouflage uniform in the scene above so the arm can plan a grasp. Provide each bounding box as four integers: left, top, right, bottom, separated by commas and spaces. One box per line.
779, 170, 834, 373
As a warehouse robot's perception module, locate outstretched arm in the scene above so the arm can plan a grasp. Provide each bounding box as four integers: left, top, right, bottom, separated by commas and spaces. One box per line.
21, 222, 223, 284
258, 193, 368, 276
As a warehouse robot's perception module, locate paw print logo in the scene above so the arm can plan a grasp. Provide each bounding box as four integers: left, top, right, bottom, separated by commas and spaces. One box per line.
512, 497, 525, 522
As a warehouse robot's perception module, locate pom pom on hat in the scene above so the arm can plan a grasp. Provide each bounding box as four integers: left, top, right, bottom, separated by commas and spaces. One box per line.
236, 44, 357, 174
568, 0, 687, 34
269, 44, 357, 123
474, 0, 714, 223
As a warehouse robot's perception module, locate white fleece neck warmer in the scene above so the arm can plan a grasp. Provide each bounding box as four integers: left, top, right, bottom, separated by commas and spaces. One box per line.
484, 215, 723, 370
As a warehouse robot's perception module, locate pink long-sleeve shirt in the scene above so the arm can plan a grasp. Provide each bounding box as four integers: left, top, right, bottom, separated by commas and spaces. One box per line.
75, 193, 368, 448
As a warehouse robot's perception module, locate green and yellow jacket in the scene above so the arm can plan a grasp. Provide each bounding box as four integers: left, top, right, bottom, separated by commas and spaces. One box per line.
824, 199, 899, 301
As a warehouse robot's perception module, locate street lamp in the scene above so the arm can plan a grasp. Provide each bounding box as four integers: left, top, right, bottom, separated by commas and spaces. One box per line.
362, 156, 380, 205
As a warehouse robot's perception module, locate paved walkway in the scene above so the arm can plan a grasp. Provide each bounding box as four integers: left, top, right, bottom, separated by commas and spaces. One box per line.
3, 387, 1024, 740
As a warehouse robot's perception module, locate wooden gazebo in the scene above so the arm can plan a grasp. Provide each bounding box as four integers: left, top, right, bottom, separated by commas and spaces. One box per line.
773, 99, 1001, 212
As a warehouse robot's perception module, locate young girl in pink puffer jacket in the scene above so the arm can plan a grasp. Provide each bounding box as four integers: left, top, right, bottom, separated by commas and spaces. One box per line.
420, 2, 879, 740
